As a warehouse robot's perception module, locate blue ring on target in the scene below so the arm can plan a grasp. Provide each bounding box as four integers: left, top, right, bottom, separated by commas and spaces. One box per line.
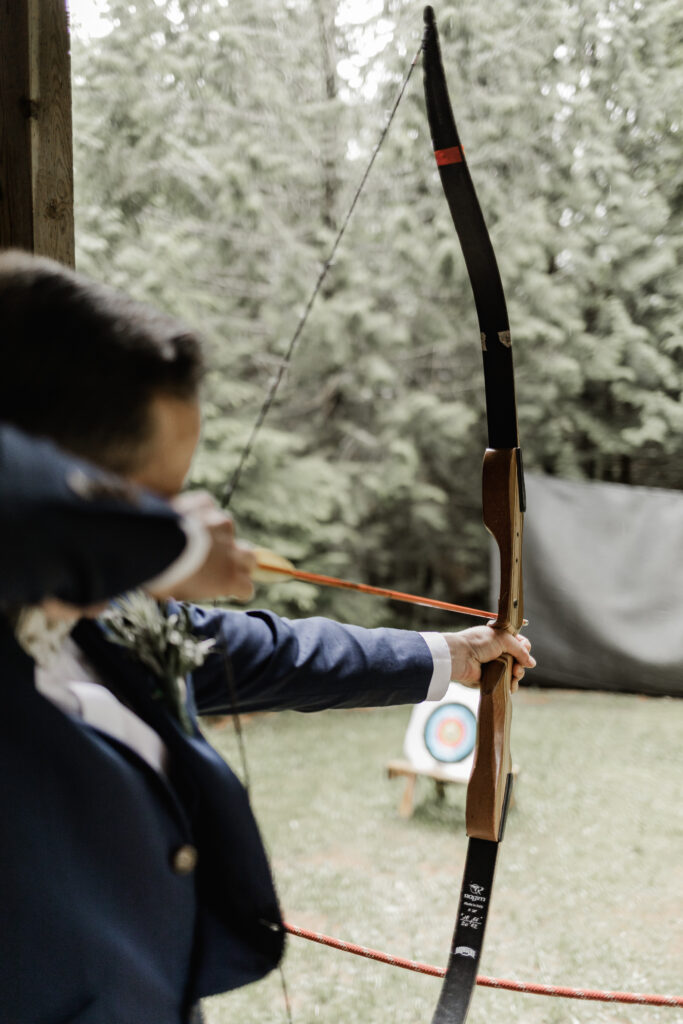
424, 703, 477, 763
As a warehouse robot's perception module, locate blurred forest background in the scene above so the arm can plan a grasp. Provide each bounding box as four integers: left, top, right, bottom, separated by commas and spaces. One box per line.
71, 0, 683, 626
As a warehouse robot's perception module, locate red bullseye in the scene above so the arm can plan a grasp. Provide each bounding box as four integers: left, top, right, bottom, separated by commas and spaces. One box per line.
437, 718, 465, 747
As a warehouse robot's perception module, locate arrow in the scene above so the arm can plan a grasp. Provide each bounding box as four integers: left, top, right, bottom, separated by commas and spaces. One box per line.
251, 548, 524, 623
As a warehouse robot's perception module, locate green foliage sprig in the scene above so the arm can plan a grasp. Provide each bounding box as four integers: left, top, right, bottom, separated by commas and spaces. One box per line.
101, 592, 215, 734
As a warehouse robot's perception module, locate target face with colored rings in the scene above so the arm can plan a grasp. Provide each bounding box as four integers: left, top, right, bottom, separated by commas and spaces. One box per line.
424, 702, 477, 763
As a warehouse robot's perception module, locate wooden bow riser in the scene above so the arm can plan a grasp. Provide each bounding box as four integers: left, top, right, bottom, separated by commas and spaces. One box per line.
466, 448, 524, 842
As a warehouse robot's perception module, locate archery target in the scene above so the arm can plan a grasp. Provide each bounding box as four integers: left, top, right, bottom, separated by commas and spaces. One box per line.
403, 683, 480, 782
423, 702, 477, 763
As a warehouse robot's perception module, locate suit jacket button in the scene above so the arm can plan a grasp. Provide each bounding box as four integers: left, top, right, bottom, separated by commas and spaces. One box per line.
171, 844, 198, 875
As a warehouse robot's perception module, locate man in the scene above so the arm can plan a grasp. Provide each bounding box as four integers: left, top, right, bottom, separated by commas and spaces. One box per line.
0, 251, 534, 1023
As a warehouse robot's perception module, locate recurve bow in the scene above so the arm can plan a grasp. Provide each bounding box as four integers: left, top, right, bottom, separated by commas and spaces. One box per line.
422, 8, 525, 1023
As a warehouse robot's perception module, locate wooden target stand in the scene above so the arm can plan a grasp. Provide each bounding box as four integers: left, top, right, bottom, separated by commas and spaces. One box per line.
387, 683, 519, 818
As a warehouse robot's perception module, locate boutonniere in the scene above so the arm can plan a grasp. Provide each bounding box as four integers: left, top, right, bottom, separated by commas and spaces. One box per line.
101, 591, 215, 735
14, 605, 74, 669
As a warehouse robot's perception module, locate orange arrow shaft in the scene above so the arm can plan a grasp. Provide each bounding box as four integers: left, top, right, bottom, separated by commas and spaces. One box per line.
255, 560, 498, 620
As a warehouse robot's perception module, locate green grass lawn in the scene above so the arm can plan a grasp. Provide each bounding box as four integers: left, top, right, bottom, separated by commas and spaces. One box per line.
201, 689, 682, 1024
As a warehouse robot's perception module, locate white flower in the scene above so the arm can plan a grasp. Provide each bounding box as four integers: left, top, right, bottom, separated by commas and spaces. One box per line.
101, 592, 215, 734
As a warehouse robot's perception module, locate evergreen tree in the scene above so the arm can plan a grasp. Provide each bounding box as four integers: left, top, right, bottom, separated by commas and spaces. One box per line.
71, 0, 683, 623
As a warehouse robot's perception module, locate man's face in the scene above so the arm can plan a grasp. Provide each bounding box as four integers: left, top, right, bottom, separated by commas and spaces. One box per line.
129, 394, 202, 498
39, 394, 205, 622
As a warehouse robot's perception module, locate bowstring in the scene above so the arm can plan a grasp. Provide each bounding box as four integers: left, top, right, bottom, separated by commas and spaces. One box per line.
223, 39, 423, 509
218, 38, 423, 1024
221, 35, 422, 786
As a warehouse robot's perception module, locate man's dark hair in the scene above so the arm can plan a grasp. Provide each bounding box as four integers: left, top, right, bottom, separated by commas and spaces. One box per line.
0, 250, 205, 472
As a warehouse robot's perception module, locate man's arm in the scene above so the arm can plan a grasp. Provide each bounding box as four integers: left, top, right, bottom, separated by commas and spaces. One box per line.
0, 425, 187, 606
185, 606, 535, 716
186, 604, 435, 715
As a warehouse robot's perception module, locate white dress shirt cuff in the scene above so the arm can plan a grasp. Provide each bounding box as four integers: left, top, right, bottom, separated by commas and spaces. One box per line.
419, 631, 453, 701
144, 516, 211, 594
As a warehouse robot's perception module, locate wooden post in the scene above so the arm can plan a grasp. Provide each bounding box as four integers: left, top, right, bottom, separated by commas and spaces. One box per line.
0, 1, 33, 251
0, 0, 74, 266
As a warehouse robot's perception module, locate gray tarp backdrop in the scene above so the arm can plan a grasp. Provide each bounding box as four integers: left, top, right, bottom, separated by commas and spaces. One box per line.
492, 473, 683, 697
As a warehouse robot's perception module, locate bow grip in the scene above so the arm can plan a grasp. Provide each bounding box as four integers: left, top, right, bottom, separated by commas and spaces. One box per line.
466, 448, 524, 842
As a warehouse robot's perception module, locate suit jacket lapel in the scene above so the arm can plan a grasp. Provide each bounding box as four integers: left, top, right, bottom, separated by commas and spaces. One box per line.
71, 617, 206, 820
72, 618, 285, 970
71, 619, 195, 741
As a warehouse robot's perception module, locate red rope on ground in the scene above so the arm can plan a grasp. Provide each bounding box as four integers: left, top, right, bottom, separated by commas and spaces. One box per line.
283, 922, 683, 1008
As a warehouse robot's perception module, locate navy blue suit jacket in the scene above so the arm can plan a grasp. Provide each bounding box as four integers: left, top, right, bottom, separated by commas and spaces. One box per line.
0, 427, 434, 1023
0, 425, 186, 606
